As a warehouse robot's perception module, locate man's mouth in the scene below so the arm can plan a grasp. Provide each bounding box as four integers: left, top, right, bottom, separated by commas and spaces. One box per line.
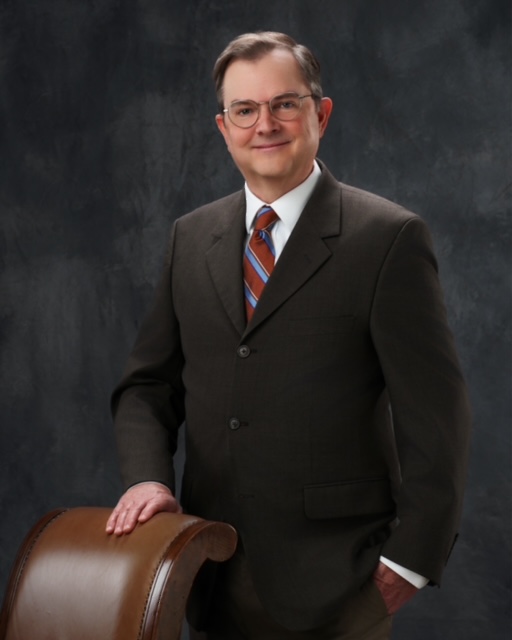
253, 141, 290, 151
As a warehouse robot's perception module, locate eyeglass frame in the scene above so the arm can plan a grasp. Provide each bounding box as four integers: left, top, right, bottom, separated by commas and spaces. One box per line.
221, 92, 319, 129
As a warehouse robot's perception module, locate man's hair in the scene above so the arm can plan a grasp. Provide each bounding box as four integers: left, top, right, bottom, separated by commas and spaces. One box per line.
213, 31, 323, 112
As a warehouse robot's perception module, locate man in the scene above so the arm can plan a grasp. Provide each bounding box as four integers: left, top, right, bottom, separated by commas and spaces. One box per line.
106, 32, 471, 639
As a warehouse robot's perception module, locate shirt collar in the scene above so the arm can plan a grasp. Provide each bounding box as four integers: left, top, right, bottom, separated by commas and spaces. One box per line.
245, 160, 322, 233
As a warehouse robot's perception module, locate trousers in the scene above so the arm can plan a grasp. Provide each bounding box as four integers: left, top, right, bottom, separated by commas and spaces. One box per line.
189, 545, 393, 640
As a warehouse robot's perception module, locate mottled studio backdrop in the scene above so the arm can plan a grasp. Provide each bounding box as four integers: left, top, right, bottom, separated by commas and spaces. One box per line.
0, 1, 510, 638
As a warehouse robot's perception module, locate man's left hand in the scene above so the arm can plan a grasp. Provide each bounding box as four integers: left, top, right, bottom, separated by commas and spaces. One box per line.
372, 562, 419, 615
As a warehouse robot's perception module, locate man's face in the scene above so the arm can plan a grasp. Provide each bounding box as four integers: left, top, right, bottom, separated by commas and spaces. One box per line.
215, 49, 333, 202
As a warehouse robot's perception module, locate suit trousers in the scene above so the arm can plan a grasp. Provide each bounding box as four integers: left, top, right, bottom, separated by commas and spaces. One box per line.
189, 545, 393, 640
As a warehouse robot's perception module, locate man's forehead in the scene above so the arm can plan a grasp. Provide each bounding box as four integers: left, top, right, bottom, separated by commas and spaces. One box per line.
222, 51, 307, 101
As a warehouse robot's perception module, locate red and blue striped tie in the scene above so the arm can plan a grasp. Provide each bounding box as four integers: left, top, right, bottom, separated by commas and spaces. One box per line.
244, 206, 279, 321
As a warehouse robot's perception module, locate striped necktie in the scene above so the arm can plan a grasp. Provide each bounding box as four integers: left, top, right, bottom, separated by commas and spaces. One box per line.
243, 206, 279, 321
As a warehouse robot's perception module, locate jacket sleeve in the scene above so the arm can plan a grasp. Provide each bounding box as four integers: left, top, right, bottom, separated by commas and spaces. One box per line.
111, 222, 185, 494
370, 216, 471, 585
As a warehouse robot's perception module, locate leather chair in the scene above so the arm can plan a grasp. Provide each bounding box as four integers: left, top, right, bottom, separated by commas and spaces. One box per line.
0, 507, 237, 640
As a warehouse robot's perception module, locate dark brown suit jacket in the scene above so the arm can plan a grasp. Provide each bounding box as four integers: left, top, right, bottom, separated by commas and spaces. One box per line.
112, 162, 471, 631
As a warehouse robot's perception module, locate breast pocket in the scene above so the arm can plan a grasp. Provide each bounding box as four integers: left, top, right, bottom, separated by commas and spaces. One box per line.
286, 315, 355, 336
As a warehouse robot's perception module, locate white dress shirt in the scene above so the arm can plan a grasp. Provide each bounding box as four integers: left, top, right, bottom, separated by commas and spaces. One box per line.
245, 161, 322, 258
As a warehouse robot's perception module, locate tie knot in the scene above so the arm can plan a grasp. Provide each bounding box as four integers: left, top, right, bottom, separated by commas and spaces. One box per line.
254, 206, 279, 232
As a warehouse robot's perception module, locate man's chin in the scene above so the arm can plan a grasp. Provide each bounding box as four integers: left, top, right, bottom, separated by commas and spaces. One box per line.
249, 158, 293, 180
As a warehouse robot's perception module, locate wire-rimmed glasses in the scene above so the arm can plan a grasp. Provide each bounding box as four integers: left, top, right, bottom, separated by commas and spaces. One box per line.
222, 92, 316, 128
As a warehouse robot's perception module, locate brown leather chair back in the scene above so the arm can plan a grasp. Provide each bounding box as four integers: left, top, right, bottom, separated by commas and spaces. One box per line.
0, 507, 237, 640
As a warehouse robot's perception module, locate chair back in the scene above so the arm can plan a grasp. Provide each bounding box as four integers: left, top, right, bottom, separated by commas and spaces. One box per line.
0, 507, 237, 640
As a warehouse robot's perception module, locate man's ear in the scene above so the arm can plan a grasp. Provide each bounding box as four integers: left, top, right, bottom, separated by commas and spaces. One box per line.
317, 97, 333, 138
215, 113, 229, 144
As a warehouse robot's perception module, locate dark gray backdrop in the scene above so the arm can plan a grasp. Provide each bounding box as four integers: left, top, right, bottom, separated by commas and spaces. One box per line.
1, 1, 510, 638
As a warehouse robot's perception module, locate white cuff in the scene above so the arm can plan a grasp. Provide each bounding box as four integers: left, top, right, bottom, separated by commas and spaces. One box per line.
379, 556, 429, 589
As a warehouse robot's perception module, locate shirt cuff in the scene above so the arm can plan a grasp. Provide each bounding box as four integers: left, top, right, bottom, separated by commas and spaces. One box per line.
379, 556, 429, 589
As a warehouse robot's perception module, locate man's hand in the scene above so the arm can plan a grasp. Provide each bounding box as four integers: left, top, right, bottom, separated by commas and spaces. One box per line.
106, 482, 182, 536
372, 561, 418, 615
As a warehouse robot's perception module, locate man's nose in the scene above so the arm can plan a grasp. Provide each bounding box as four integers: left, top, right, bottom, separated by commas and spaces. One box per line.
255, 103, 279, 133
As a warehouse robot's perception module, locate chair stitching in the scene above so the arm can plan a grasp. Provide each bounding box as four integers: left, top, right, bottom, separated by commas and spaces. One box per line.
3, 510, 67, 619
137, 519, 202, 640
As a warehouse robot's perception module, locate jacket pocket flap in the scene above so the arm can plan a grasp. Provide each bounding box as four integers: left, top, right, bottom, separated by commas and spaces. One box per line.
304, 477, 394, 520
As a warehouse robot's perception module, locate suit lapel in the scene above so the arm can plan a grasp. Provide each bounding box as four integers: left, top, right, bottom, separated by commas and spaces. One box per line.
205, 191, 247, 335
204, 166, 343, 338
244, 167, 342, 336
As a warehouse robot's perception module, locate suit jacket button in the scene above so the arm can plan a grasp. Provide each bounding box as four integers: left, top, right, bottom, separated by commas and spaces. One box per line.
229, 418, 241, 430
237, 345, 251, 358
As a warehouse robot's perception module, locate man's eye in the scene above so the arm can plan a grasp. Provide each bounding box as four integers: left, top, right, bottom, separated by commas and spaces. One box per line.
234, 104, 256, 117
274, 99, 299, 110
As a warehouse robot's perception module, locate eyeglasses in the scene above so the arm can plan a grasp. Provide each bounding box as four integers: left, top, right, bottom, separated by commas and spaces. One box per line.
222, 92, 316, 129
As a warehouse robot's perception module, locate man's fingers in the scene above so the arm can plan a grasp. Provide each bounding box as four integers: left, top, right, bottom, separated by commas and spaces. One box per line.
113, 503, 142, 536
106, 506, 131, 535
121, 507, 142, 534
105, 511, 117, 533
137, 494, 180, 522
